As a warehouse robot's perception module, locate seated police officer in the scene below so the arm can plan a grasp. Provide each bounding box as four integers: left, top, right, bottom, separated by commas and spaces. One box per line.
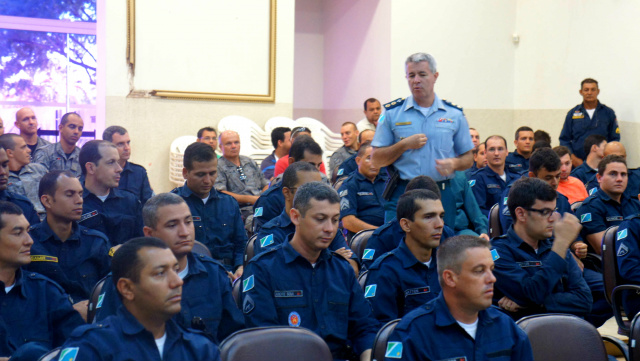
505, 126, 534, 173
95, 193, 244, 343
384, 235, 533, 361
582, 141, 640, 200
468, 135, 521, 216
338, 142, 387, 236
465, 141, 486, 176
0, 201, 84, 361
78, 140, 143, 245
492, 178, 593, 320
102, 126, 154, 205
571, 134, 606, 185
26, 170, 110, 321
0, 147, 39, 225
242, 182, 378, 360
364, 189, 443, 323
575, 155, 640, 254
614, 214, 640, 319
58, 238, 221, 361
334, 129, 375, 181
171, 142, 246, 279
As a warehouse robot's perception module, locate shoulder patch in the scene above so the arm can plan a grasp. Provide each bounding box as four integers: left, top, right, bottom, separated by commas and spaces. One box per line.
254, 207, 263, 217
491, 249, 500, 261
618, 228, 628, 241
243, 275, 255, 292
468, 179, 476, 187
339, 189, 348, 197
337, 168, 344, 176
383, 97, 405, 110
442, 98, 463, 111
589, 188, 597, 196
59, 347, 79, 361
362, 248, 375, 260
385, 342, 403, 359
260, 234, 274, 248
364, 284, 377, 298
580, 213, 592, 223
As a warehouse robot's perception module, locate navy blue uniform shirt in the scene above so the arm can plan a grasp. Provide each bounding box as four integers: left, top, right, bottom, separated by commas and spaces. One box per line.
171, 184, 247, 269
575, 190, 640, 240
364, 240, 441, 323
338, 171, 387, 228
560, 101, 619, 160
571, 163, 598, 185
505, 151, 529, 174
79, 187, 143, 245
242, 241, 378, 359
60, 306, 221, 361
335, 153, 358, 179
499, 185, 573, 233
95, 252, 244, 344
468, 166, 521, 216
0, 190, 39, 225
251, 181, 284, 234
118, 161, 153, 205
614, 216, 640, 317
384, 294, 533, 361
583, 168, 640, 200
26, 220, 110, 302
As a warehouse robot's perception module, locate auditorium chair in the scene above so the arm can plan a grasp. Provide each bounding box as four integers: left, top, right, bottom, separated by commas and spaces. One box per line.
488, 203, 502, 239
243, 234, 258, 268
192, 240, 212, 258
349, 229, 375, 261
87, 275, 108, 324
371, 319, 401, 361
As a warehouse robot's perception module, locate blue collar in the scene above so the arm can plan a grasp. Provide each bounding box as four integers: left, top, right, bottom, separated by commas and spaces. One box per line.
433, 293, 498, 328
177, 184, 219, 201
397, 239, 437, 269
282, 239, 331, 265
506, 227, 553, 254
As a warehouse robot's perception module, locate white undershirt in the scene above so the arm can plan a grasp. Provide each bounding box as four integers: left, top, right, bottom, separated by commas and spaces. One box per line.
4, 284, 15, 294
201, 195, 210, 204
155, 332, 167, 358
414, 104, 431, 118
499, 173, 507, 182
96, 194, 108, 202
586, 108, 596, 119
457, 319, 479, 339
178, 260, 189, 280
423, 259, 433, 268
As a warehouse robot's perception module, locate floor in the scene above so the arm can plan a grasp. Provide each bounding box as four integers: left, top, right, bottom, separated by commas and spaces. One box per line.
598, 317, 629, 360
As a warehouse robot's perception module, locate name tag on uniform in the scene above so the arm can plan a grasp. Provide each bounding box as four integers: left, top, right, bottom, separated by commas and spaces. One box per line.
606, 216, 623, 222
572, 111, 584, 119
192, 216, 202, 222
80, 210, 99, 222
274, 290, 303, 298
435, 357, 467, 361
31, 255, 58, 262
487, 184, 501, 189
404, 287, 430, 297
395, 122, 412, 126
517, 261, 542, 267
357, 192, 374, 196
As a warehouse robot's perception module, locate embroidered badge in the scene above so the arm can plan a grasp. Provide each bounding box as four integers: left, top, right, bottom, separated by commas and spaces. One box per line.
364, 284, 377, 298
337, 168, 344, 176
260, 234, 274, 247
357, 192, 374, 196
340, 198, 350, 210
503, 197, 508, 205
108, 247, 117, 257
59, 347, 79, 361
192, 216, 202, 222
468, 180, 476, 187
30, 255, 58, 262
242, 275, 254, 292
581, 213, 592, 223
437, 118, 454, 124
243, 294, 255, 314
339, 189, 348, 197
491, 249, 500, 261
395, 122, 412, 126
385, 342, 403, 359
96, 293, 105, 308
618, 228, 628, 240
254, 207, 263, 217
288, 311, 301, 327
362, 249, 375, 260
404, 287, 430, 297
589, 188, 597, 196
618, 243, 630, 257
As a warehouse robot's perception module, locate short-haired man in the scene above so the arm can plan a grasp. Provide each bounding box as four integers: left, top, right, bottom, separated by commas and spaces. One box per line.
329, 122, 359, 175
468, 135, 521, 216
334, 129, 376, 180
534, 129, 551, 145
492, 178, 593, 320
95, 193, 244, 343
0, 133, 48, 216
26, 170, 110, 321
505, 126, 534, 173
0, 147, 39, 225
196, 126, 219, 152
14, 107, 50, 160
364, 189, 444, 323
571, 134, 607, 185
78, 140, 143, 245
339, 142, 387, 235
0, 201, 84, 361
357, 98, 382, 132
102, 126, 154, 205
58, 238, 222, 360
469, 127, 480, 148
33, 112, 84, 177
242, 182, 378, 360
575, 155, 640, 254
273, 126, 328, 177
465, 142, 486, 176
582, 141, 640, 200
384, 235, 533, 361
553, 145, 589, 204
171, 142, 247, 279
260, 127, 291, 181
560, 78, 619, 166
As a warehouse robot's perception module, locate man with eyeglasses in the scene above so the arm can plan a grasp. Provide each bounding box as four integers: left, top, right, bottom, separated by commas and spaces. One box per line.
491, 177, 593, 320
196, 127, 220, 156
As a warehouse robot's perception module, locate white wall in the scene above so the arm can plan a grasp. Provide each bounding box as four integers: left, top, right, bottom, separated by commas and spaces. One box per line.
293, 0, 324, 120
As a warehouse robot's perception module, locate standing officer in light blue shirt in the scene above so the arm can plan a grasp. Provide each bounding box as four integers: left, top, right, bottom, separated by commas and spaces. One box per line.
371, 53, 474, 222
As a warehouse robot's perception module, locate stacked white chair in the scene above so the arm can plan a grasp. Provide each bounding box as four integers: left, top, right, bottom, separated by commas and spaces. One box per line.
295, 117, 342, 167
169, 135, 197, 187
264, 116, 297, 134
217, 115, 272, 164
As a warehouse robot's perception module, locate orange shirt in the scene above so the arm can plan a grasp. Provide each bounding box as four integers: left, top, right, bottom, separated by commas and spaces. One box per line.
557, 176, 589, 204
273, 155, 327, 177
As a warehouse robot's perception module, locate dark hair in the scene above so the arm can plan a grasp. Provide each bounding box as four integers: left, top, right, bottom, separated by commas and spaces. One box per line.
60, 112, 81, 126
38, 170, 76, 200
598, 155, 627, 176
531, 141, 551, 154
292, 182, 339, 217
358, 129, 375, 144
437, 235, 490, 286
405, 175, 441, 198
507, 178, 557, 221
0, 201, 24, 231
197, 127, 216, 139
363, 98, 380, 110
282, 161, 318, 189
514, 126, 533, 140
0, 134, 20, 151
271, 127, 291, 149
529, 147, 560, 174
79, 140, 116, 175
553, 145, 571, 158
102, 126, 127, 142
397, 189, 440, 222
341, 122, 357, 130
290, 127, 311, 140
183, 142, 216, 171
472, 142, 485, 156
534, 130, 551, 144
581, 78, 598, 88
356, 141, 372, 158
111, 237, 169, 288
143, 193, 187, 229
583, 134, 606, 157
289, 135, 322, 161
484, 135, 508, 150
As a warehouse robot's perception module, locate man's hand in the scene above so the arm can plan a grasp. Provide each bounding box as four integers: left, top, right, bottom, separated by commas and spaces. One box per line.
552, 212, 581, 258
479, 233, 490, 241
233, 266, 244, 280
403, 134, 427, 150
498, 296, 522, 313
435, 158, 456, 177
73, 300, 89, 322
334, 247, 354, 261
571, 241, 588, 259
360, 349, 372, 361
571, 253, 585, 271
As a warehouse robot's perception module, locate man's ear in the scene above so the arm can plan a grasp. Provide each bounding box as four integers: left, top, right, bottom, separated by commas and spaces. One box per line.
290, 207, 301, 226
116, 278, 135, 301
288, 157, 295, 165
40, 194, 53, 210
182, 167, 188, 180
85, 161, 97, 175
514, 207, 527, 224
5, 149, 14, 159
442, 269, 457, 288
399, 217, 411, 233
143, 226, 153, 237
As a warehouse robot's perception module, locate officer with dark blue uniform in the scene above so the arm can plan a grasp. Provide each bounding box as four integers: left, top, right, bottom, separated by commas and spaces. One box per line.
499, 183, 572, 234
571, 162, 598, 185
614, 215, 640, 318
583, 168, 640, 200
505, 126, 534, 174
251, 181, 284, 233
335, 152, 357, 179
505, 151, 529, 173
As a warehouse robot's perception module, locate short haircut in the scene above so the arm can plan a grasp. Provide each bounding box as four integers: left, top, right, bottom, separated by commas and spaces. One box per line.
581, 78, 598, 88
405, 175, 441, 198
507, 178, 557, 221
356, 141, 372, 158
485, 135, 508, 149
271, 127, 291, 149
534, 130, 551, 144
142, 193, 187, 229
111, 237, 169, 288
598, 155, 627, 176
472, 142, 485, 156
363, 98, 380, 110
469, 127, 476, 131
358, 129, 374, 144
0, 200, 24, 231
437, 235, 490, 286
514, 126, 533, 140
341, 122, 357, 131
529, 147, 560, 174
553, 145, 571, 158
282, 161, 318, 189
0, 133, 20, 151
38, 170, 76, 200
60, 112, 81, 126
289, 135, 322, 161
291, 126, 311, 140
584, 134, 607, 158
102, 126, 127, 142
397, 189, 440, 222
531, 141, 551, 153
197, 127, 216, 139
405, 52, 437, 73
79, 140, 116, 175
183, 142, 216, 171
292, 181, 339, 217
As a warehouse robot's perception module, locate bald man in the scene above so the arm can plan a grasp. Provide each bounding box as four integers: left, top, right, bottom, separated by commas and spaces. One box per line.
14, 107, 51, 160
583, 141, 640, 199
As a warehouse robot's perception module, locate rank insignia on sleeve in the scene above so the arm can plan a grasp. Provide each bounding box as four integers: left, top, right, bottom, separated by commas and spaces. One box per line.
491, 249, 500, 261
288, 311, 301, 327
254, 207, 263, 217
618, 243, 630, 257
362, 249, 375, 260
616, 127, 620, 134
340, 198, 350, 210
618, 228, 628, 240
243, 294, 255, 314
364, 284, 377, 298
59, 347, 79, 361
243, 275, 254, 292
385, 342, 403, 359
260, 234, 274, 247
580, 213, 592, 223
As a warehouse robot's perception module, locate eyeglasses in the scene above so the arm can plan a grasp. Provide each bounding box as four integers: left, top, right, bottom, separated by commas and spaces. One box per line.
236, 166, 247, 182
524, 207, 556, 218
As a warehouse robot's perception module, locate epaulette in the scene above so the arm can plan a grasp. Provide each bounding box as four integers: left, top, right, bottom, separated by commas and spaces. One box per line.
81, 227, 110, 242
195, 253, 225, 268
442, 98, 463, 111
366, 249, 395, 270
625, 214, 640, 221
249, 244, 280, 263
383, 98, 405, 111
69, 322, 110, 337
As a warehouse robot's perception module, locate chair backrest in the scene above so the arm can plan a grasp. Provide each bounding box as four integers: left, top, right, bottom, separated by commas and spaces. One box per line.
488, 203, 502, 239
38, 347, 61, 361
629, 308, 640, 361
517, 314, 609, 361
358, 270, 369, 291
232, 278, 242, 309
87, 275, 108, 324
372, 319, 401, 361
244, 234, 258, 268
333, 176, 348, 191
192, 240, 212, 258
220, 326, 333, 361
265, 117, 297, 133
571, 201, 583, 212
169, 135, 198, 187
350, 229, 375, 261
601, 225, 620, 304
